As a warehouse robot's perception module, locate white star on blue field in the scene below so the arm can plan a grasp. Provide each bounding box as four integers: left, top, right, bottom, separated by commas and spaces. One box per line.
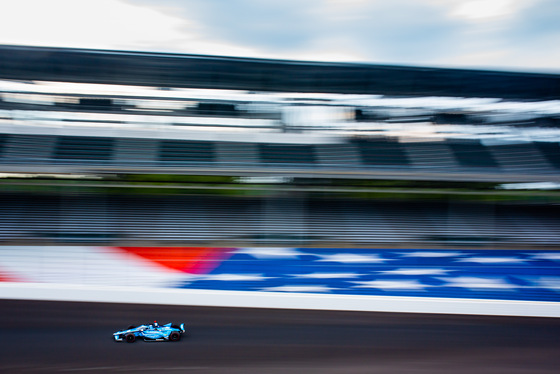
179, 248, 560, 302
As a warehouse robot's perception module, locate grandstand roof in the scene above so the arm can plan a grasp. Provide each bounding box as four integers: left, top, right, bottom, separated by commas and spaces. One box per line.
1, 45, 559, 100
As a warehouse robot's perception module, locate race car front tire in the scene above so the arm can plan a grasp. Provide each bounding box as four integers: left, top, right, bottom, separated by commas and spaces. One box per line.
169, 332, 181, 342
125, 334, 136, 343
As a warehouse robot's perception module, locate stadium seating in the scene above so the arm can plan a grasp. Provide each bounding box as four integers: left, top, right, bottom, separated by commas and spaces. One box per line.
1, 133, 559, 181
0, 193, 558, 246
0, 46, 558, 251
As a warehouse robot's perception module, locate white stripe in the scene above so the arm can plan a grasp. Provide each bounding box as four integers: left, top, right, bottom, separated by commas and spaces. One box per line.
399, 251, 464, 258
379, 268, 449, 275
0, 246, 186, 287
0, 282, 558, 318
456, 257, 526, 264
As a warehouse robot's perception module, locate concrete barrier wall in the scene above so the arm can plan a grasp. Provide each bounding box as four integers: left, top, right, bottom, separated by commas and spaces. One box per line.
1, 246, 559, 317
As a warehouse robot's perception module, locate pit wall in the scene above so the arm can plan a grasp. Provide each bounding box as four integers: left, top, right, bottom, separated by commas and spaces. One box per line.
1, 246, 559, 317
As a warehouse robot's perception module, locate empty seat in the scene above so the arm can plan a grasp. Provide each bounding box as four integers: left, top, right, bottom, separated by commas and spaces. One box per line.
351, 138, 410, 166
259, 144, 316, 165
54, 136, 114, 161
447, 140, 498, 168
159, 140, 215, 163
534, 142, 560, 169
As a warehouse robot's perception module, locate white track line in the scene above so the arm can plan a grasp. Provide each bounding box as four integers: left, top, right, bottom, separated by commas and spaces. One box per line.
1, 282, 559, 318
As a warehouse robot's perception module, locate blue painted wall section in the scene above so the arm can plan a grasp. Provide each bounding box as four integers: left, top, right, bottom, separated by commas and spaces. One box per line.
179, 248, 560, 302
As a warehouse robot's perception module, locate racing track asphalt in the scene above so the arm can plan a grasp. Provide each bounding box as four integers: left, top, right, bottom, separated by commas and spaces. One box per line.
1, 299, 560, 373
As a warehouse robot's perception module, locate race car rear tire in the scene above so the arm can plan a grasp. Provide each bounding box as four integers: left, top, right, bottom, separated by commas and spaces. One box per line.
127, 325, 135, 330
169, 332, 181, 342
125, 334, 136, 343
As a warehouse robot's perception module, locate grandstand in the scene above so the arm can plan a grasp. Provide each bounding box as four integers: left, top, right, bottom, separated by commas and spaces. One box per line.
0, 45, 559, 248
0, 192, 558, 247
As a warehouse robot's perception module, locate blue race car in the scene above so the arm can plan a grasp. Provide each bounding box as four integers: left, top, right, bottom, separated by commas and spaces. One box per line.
113, 321, 186, 343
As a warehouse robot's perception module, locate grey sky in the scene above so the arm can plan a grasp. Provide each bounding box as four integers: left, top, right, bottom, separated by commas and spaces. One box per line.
0, 0, 558, 71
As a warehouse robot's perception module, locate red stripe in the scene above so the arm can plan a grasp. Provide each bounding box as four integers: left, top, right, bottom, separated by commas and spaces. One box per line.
0, 268, 24, 282
117, 247, 234, 274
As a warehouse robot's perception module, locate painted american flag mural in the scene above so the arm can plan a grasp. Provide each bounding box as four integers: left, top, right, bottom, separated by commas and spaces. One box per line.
0, 246, 559, 302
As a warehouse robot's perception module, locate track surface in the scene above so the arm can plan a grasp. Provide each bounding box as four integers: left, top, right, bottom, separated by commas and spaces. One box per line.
1, 300, 560, 373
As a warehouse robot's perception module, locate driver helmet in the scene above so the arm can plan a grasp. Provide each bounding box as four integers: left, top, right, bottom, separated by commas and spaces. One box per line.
153, 320, 158, 328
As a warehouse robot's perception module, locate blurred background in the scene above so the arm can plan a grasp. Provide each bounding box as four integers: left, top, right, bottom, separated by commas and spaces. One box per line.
1, 1, 560, 373
0, 0, 558, 249
0, 44, 559, 248
0, 0, 559, 250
